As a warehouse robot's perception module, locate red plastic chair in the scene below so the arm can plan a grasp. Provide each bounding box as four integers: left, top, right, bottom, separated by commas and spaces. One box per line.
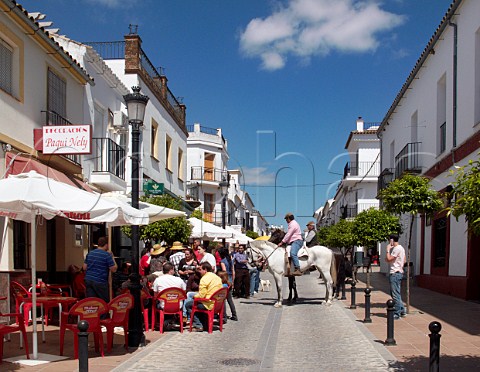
0, 312, 29, 363
189, 287, 228, 334
59, 297, 108, 359
10, 281, 33, 327
140, 288, 152, 331
100, 293, 133, 353
72, 271, 86, 299
151, 288, 187, 333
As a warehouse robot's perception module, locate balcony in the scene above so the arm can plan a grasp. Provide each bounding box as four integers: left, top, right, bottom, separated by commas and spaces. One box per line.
190, 166, 228, 183
89, 138, 127, 191
42, 110, 81, 165
340, 202, 379, 219
395, 142, 422, 178
187, 124, 226, 145
343, 161, 380, 178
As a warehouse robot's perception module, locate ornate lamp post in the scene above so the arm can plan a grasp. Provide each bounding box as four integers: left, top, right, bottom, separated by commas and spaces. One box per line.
219, 174, 229, 245
123, 86, 149, 347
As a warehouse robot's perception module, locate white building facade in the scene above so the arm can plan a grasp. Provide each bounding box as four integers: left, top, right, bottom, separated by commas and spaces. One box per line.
377, 0, 480, 300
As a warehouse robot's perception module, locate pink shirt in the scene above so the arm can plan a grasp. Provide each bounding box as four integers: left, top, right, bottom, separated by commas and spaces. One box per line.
282, 220, 303, 244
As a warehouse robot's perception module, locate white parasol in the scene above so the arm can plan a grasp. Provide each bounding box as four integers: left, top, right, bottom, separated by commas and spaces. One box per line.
188, 217, 233, 240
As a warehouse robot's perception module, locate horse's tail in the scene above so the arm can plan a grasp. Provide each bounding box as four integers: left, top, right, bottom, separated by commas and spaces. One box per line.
330, 251, 337, 287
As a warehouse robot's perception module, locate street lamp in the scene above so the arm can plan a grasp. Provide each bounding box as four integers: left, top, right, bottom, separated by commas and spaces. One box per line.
219, 174, 229, 245
123, 86, 149, 347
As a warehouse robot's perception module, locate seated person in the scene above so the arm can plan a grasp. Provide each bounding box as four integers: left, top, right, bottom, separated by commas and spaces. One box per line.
152, 262, 186, 309
112, 262, 131, 296
185, 262, 222, 332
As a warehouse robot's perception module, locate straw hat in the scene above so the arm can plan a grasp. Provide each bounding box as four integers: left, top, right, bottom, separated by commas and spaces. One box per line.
284, 212, 293, 219
170, 241, 184, 251
151, 243, 166, 256
306, 221, 316, 226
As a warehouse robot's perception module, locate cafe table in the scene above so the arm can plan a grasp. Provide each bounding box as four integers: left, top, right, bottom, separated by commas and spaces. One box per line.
22, 296, 77, 342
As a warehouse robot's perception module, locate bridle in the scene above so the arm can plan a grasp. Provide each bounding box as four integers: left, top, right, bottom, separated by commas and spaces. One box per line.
246, 242, 282, 268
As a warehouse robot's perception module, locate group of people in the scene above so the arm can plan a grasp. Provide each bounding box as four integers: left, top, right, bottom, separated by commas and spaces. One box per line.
82, 236, 266, 332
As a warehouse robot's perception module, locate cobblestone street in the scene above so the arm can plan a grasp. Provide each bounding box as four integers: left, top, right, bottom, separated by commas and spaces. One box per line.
115, 271, 396, 371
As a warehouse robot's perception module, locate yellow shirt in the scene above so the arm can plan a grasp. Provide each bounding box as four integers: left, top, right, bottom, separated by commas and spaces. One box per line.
194, 272, 223, 310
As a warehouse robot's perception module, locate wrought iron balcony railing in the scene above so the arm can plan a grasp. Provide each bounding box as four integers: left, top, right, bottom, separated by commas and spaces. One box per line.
190, 166, 228, 183
395, 142, 422, 178
377, 168, 395, 194
91, 138, 126, 180
343, 161, 380, 178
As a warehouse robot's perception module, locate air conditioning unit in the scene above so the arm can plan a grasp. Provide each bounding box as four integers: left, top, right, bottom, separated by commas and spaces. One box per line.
113, 111, 128, 130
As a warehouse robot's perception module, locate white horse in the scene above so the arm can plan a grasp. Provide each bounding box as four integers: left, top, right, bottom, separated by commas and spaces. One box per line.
248, 240, 337, 308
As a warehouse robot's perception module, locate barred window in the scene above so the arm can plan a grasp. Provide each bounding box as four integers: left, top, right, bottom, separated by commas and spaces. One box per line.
0, 38, 13, 94
47, 68, 66, 118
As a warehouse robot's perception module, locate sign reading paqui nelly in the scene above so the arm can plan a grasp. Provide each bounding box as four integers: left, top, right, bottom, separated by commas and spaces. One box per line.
42, 124, 92, 155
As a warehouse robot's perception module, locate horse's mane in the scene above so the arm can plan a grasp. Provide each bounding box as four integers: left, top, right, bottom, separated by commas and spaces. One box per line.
268, 229, 285, 245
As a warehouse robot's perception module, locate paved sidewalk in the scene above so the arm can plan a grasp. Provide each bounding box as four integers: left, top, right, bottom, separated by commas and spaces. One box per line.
342, 268, 480, 371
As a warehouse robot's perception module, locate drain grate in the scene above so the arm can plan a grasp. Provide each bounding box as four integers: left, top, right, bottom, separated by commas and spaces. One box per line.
219, 358, 259, 366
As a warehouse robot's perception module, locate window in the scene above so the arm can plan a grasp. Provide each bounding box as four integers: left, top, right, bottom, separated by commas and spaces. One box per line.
178, 148, 184, 180
439, 122, 446, 154
47, 68, 66, 118
437, 74, 446, 155
204, 193, 214, 222
0, 37, 13, 94
151, 119, 159, 159
432, 216, 448, 269
165, 135, 172, 171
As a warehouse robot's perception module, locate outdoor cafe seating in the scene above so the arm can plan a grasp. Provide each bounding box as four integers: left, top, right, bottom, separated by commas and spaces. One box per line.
100, 293, 134, 353
152, 288, 187, 334
60, 297, 108, 359
0, 312, 29, 363
189, 287, 228, 334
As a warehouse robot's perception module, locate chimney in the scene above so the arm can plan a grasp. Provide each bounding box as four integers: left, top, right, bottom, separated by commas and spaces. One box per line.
356, 116, 364, 131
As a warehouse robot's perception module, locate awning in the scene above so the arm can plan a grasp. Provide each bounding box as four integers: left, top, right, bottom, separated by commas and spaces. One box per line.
5, 152, 92, 191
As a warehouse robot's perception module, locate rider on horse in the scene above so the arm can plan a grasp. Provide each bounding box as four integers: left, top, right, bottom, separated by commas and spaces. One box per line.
305, 221, 319, 247
277, 213, 303, 276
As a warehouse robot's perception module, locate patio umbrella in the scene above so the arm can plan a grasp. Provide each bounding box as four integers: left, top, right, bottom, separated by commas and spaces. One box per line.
255, 235, 271, 241
188, 217, 233, 240
223, 226, 253, 244
0, 171, 148, 359
101, 192, 186, 222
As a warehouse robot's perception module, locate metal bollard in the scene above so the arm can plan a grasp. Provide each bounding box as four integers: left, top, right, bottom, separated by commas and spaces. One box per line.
341, 281, 346, 300
429, 321, 442, 372
385, 299, 396, 346
349, 281, 357, 309
363, 288, 372, 323
78, 320, 89, 372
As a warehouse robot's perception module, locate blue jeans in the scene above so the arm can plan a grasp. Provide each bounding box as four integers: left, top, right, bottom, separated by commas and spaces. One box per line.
389, 272, 405, 317
249, 267, 259, 296
290, 239, 303, 269
185, 300, 206, 328
183, 291, 197, 317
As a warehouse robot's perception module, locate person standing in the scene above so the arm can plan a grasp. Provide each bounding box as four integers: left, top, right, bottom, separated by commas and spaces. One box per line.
305, 221, 319, 248
278, 213, 303, 276
192, 238, 203, 261
169, 241, 186, 275
385, 234, 406, 319
83, 236, 117, 303
197, 246, 217, 273
233, 245, 250, 298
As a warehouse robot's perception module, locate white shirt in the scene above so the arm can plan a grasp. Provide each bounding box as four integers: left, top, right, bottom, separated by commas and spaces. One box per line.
389, 244, 406, 274
200, 252, 217, 272
152, 274, 186, 293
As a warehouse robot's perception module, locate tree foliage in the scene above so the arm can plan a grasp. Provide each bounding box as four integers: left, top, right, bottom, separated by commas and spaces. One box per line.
319, 219, 356, 249
352, 208, 402, 248
122, 194, 191, 245
378, 174, 443, 216
245, 230, 259, 239
448, 156, 480, 235
190, 209, 204, 220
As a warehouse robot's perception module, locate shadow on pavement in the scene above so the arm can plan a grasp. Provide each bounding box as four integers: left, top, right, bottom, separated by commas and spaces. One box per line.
388, 354, 480, 372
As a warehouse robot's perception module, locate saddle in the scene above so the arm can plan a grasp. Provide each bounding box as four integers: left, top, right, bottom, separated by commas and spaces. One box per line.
284, 245, 310, 276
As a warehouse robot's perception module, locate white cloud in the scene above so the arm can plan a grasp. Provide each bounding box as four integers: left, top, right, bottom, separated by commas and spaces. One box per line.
242, 167, 276, 186
239, 0, 405, 70
84, 0, 131, 9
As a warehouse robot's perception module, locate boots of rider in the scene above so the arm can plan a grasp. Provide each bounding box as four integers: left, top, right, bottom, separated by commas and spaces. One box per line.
292, 267, 302, 276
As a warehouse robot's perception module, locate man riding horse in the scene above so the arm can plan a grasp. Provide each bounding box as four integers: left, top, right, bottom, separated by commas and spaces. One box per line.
277, 213, 303, 277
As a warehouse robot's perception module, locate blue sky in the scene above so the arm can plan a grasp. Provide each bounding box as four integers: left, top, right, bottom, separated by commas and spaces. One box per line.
19, 0, 453, 228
